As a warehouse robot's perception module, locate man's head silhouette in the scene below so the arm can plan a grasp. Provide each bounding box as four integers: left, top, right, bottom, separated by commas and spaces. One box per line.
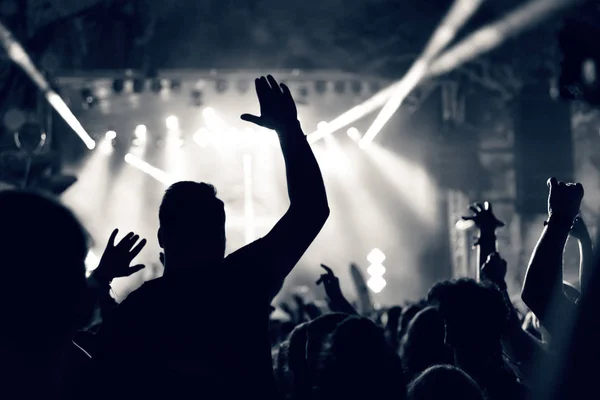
158, 181, 226, 267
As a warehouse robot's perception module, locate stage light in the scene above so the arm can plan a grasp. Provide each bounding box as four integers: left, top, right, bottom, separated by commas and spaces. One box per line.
46, 92, 96, 149
85, 250, 100, 273
193, 128, 211, 148
350, 80, 362, 95
171, 80, 182, 92
366, 248, 387, 293
202, 107, 226, 131
105, 130, 117, 140
216, 79, 228, 93
317, 121, 329, 132
151, 78, 163, 93
359, 0, 485, 146
0, 19, 95, 150
133, 78, 145, 93
334, 81, 346, 94
346, 127, 361, 142
367, 248, 386, 265
166, 115, 179, 130
112, 79, 124, 94
315, 80, 327, 94
306, 84, 400, 144
298, 86, 309, 97
99, 139, 113, 155
428, 0, 583, 79
124, 153, 175, 186
367, 276, 387, 293
81, 88, 95, 108
236, 80, 250, 93
134, 124, 147, 142
191, 90, 203, 107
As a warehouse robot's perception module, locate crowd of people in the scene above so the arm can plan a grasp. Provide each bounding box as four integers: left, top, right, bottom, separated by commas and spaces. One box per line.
2, 75, 599, 400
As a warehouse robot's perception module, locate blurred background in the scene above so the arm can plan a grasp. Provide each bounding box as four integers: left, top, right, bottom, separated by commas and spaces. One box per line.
0, 0, 599, 306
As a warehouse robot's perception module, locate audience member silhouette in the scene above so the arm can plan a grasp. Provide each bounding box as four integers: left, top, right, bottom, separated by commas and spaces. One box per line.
93, 75, 329, 399
407, 365, 485, 400
0, 190, 93, 399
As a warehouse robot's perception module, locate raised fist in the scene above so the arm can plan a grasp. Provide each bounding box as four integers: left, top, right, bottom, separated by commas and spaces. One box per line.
547, 177, 584, 224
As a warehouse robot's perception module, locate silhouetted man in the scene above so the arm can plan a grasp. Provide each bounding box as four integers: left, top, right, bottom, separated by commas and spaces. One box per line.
93, 75, 329, 399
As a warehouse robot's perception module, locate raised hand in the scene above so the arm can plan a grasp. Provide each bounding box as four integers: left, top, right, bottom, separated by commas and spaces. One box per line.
241, 75, 298, 132
481, 252, 508, 289
316, 264, 344, 300
317, 264, 357, 315
462, 201, 505, 232
95, 229, 147, 283
547, 177, 584, 224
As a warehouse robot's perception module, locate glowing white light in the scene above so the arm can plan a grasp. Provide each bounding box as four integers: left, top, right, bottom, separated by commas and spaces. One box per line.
166, 115, 179, 130
124, 153, 175, 186
134, 124, 147, 141
85, 251, 100, 271
193, 128, 211, 148
317, 121, 329, 132
105, 130, 117, 140
367, 276, 387, 293
306, 85, 398, 144
427, 0, 578, 78
99, 140, 113, 155
367, 248, 386, 265
202, 107, 226, 131
366, 248, 386, 293
359, 60, 428, 147
47, 92, 96, 149
455, 219, 476, 231
243, 154, 255, 244
346, 127, 361, 141
367, 264, 387, 277
0, 22, 95, 150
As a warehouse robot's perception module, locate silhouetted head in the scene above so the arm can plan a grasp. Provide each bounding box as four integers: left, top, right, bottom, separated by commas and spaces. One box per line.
400, 306, 450, 380
314, 316, 406, 400
427, 278, 508, 355
0, 190, 91, 353
158, 181, 226, 265
408, 365, 485, 400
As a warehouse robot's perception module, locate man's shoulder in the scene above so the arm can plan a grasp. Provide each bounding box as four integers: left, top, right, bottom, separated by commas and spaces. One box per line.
225, 238, 267, 265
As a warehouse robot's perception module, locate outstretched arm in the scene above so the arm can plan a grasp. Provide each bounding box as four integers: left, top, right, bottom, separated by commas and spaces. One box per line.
316, 264, 358, 315
241, 75, 330, 294
521, 178, 582, 331
570, 216, 594, 296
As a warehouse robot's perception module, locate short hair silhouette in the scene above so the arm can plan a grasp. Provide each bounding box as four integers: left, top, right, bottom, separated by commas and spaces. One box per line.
158, 181, 226, 258
408, 365, 485, 400
0, 190, 91, 349
427, 278, 509, 350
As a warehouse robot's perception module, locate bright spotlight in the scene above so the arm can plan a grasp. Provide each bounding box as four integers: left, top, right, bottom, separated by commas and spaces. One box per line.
166, 115, 179, 130
193, 128, 211, 148
367, 248, 386, 265
307, 0, 485, 145
105, 130, 117, 140
135, 124, 147, 141
124, 153, 175, 186
366, 248, 387, 293
85, 251, 100, 271
359, 60, 428, 148
317, 121, 329, 131
367, 276, 387, 293
346, 127, 361, 142
202, 107, 226, 131
0, 21, 95, 150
